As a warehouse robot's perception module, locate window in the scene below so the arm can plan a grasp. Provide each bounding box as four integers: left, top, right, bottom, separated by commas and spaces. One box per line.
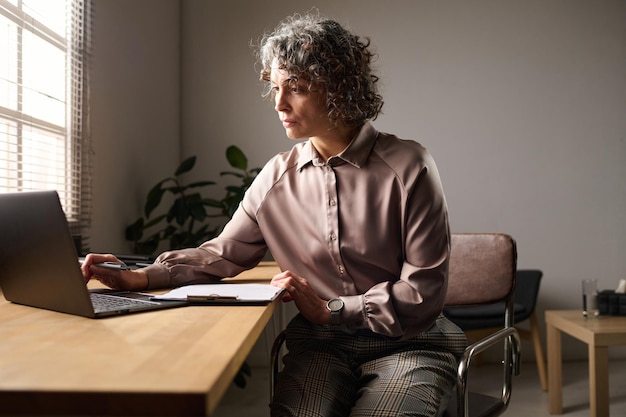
0, 0, 92, 249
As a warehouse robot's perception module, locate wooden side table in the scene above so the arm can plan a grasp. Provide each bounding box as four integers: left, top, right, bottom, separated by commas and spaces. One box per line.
545, 310, 626, 417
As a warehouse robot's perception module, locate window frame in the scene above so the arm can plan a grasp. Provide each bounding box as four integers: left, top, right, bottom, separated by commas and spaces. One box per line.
0, 0, 92, 250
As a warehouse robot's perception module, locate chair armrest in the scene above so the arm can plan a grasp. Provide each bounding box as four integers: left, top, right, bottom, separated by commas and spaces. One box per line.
460, 327, 521, 374
455, 327, 521, 417
270, 330, 288, 399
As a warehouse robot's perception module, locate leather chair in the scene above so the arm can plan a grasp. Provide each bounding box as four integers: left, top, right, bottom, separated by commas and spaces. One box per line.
270, 233, 521, 417
444, 270, 547, 391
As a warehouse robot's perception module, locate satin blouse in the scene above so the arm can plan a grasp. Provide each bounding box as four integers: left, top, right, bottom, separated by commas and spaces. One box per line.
143, 122, 450, 339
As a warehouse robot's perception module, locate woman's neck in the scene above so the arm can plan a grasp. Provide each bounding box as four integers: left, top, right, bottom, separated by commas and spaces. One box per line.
310, 124, 360, 162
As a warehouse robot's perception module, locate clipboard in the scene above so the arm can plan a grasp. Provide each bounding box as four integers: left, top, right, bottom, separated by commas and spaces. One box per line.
151, 283, 284, 305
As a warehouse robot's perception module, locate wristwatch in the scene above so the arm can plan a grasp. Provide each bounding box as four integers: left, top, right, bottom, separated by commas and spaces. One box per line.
326, 298, 344, 326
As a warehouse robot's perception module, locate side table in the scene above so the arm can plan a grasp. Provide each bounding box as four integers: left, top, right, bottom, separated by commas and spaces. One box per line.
545, 310, 626, 417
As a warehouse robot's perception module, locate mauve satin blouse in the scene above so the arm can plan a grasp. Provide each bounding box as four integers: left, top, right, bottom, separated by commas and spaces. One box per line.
144, 122, 450, 339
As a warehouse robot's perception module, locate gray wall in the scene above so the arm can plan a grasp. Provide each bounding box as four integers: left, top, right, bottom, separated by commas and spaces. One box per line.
90, 0, 181, 252
91, 0, 626, 360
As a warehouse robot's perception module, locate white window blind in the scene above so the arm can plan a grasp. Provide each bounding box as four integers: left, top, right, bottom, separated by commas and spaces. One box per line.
0, 0, 92, 251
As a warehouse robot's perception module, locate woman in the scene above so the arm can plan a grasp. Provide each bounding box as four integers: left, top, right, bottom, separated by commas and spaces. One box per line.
83, 12, 466, 417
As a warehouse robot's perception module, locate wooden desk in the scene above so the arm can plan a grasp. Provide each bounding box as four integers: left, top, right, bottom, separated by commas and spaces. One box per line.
0, 262, 281, 416
545, 310, 626, 417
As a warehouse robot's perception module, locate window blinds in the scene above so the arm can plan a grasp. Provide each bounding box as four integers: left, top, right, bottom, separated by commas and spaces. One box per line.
0, 0, 92, 250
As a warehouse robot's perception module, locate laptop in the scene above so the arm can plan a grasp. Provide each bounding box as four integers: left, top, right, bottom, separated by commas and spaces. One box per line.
0, 190, 187, 318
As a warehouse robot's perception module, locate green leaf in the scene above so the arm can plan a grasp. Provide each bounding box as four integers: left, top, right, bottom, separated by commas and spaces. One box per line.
193, 224, 209, 236
175, 156, 196, 176
233, 371, 247, 389
190, 224, 218, 243
162, 184, 190, 195
220, 171, 245, 179
203, 198, 224, 208
169, 233, 186, 250
168, 198, 189, 226
187, 196, 207, 221
240, 361, 252, 376
188, 180, 215, 189
232, 361, 252, 389
223, 191, 244, 218
143, 214, 167, 229
226, 145, 247, 171
225, 185, 244, 193
125, 218, 144, 241
163, 225, 177, 238
145, 182, 167, 218
139, 235, 161, 255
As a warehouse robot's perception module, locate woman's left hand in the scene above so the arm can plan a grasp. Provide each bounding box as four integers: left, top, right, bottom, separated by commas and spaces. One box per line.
270, 270, 330, 325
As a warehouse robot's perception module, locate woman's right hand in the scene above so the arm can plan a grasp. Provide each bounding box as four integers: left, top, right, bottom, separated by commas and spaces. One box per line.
81, 253, 149, 291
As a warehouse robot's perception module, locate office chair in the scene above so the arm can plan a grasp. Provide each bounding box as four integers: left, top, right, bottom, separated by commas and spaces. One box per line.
270, 233, 521, 417
444, 270, 547, 391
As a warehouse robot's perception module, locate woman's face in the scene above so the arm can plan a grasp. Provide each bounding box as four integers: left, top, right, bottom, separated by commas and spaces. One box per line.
270, 65, 334, 141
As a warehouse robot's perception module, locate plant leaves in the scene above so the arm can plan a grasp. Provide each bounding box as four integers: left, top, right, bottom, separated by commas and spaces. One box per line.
188, 180, 215, 188
223, 192, 244, 218
220, 171, 245, 179
163, 225, 177, 237
226, 145, 247, 171
167, 185, 186, 194
168, 198, 188, 226
175, 156, 196, 176
187, 195, 207, 221
145, 181, 168, 218
143, 214, 168, 229
233, 361, 252, 389
138, 234, 161, 255
126, 149, 261, 257
203, 198, 224, 208
125, 218, 144, 241
225, 185, 244, 193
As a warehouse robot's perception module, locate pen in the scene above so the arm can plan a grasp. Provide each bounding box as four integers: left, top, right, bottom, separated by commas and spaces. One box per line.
187, 294, 239, 301
95, 262, 131, 270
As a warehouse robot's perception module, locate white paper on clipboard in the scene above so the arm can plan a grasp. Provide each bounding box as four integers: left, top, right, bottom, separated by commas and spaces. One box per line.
152, 283, 284, 304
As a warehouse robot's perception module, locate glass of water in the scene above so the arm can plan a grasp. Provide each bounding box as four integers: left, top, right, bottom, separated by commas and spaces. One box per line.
582, 279, 599, 318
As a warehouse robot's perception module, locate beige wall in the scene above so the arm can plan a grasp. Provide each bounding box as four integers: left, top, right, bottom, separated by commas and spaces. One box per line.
91, 0, 626, 360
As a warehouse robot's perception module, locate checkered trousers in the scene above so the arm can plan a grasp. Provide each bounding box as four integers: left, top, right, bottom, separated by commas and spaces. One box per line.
270, 314, 468, 417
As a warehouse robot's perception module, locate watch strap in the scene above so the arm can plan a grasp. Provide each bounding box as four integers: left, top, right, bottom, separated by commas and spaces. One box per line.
327, 298, 344, 326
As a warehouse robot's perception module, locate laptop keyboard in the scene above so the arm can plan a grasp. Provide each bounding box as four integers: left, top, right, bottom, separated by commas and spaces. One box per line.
90, 292, 159, 312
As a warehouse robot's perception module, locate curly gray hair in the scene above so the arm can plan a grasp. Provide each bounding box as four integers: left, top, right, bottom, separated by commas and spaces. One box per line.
257, 12, 384, 127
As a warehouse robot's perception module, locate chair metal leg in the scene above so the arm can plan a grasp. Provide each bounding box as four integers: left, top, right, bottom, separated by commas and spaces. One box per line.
465, 314, 547, 392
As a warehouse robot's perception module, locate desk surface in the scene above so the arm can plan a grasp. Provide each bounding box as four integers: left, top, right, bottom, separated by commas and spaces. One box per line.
0, 262, 281, 416
545, 309, 626, 345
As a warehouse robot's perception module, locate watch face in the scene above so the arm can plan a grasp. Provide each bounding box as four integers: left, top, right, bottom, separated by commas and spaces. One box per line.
328, 298, 344, 311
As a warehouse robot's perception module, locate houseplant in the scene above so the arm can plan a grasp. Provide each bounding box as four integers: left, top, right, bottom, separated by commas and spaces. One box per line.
125, 145, 261, 388
125, 146, 261, 256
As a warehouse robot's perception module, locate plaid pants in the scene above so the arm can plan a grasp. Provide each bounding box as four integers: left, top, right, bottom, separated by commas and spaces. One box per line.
270, 314, 467, 417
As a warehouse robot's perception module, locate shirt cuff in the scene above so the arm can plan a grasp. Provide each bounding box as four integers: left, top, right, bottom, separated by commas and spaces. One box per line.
143, 263, 171, 290
340, 294, 368, 329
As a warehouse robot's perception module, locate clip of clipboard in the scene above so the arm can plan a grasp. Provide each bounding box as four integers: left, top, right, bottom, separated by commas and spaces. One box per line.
186, 294, 239, 302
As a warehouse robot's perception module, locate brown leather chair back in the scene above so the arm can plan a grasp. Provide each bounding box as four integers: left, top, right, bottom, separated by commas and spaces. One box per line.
445, 233, 517, 307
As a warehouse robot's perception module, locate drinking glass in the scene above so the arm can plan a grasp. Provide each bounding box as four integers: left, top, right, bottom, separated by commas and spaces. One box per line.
582, 279, 599, 318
